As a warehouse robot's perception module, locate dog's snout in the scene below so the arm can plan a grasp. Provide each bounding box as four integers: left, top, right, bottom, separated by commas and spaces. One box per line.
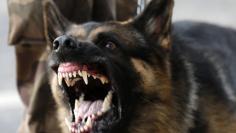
53, 35, 77, 50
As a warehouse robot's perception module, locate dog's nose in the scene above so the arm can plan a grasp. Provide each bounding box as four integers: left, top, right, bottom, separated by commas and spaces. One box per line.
53, 35, 77, 50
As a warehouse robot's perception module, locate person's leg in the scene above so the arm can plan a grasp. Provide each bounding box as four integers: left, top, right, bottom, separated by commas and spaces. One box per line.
7, 0, 60, 132
17, 50, 62, 133
14, 45, 46, 106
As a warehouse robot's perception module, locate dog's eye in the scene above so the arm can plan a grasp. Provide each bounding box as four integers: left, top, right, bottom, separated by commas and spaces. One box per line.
105, 41, 116, 50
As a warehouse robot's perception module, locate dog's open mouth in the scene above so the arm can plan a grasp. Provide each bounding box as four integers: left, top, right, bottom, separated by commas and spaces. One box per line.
56, 62, 119, 133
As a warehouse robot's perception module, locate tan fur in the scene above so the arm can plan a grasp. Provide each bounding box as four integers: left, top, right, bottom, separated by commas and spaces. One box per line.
50, 73, 70, 133
131, 58, 172, 102
67, 25, 90, 40
200, 96, 236, 133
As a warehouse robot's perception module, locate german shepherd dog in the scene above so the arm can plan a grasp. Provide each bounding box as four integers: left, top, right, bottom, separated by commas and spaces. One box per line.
44, 0, 236, 132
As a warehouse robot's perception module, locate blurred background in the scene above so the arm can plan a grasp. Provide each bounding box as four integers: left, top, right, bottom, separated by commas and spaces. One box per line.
0, 0, 236, 132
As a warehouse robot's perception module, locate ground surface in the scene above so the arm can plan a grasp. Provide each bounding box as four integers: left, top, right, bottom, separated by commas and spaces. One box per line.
0, 0, 236, 132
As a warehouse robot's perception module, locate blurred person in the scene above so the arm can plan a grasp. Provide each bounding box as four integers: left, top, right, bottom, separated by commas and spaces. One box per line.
7, 0, 139, 132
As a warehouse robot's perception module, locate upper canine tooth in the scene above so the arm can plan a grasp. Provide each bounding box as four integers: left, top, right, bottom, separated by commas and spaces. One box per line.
58, 73, 63, 86
82, 71, 88, 85
75, 100, 79, 110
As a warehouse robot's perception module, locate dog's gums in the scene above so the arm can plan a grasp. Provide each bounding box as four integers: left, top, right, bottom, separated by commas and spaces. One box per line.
57, 62, 118, 133
58, 63, 109, 86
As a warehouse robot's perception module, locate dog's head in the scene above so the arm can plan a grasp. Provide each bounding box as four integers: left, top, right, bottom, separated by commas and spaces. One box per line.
44, 0, 174, 132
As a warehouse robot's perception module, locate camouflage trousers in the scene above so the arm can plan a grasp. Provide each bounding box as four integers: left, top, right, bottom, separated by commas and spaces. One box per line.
7, 0, 137, 132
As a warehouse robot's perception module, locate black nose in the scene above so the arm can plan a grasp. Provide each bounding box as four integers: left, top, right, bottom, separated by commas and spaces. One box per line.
53, 35, 77, 50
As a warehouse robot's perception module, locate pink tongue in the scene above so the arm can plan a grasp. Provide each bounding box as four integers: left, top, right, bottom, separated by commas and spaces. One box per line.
58, 62, 81, 73
77, 100, 103, 118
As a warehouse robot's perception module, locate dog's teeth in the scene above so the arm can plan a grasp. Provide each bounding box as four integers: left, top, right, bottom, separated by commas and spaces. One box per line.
80, 127, 84, 132
99, 76, 108, 84
62, 73, 66, 78
58, 73, 63, 86
74, 99, 80, 110
97, 111, 103, 116
70, 80, 76, 87
74, 99, 80, 119
65, 78, 71, 87
85, 117, 92, 128
92, 75, 97, 79
73, 71, 77, 77
91, 114, 96, 120
82, 71, 88, 85
69, 72, 73, 78
102, 91, 113, 112
70, 78, 81, 87
84, 125, 89, 132
105, 78, 109, 83
78, 70, 82, 77
74, 94, 84, 111
66, 73, 69, 78
79, 93, 85, 102
100, 77, 105, 84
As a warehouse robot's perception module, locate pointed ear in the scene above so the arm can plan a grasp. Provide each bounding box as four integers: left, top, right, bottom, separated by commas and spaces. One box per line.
133, 0, 174, 50
43, 0, 70, 47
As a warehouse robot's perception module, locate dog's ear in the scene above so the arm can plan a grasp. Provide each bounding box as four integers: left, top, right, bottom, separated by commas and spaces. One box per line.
133, 0, 174, 50
43, 0, 70, 47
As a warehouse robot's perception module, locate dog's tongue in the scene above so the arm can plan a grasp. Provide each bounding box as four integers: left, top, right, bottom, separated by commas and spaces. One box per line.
75, 100, 103, 118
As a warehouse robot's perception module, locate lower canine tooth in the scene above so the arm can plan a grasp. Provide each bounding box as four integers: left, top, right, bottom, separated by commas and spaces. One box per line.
91, 114, 96, 120
102, 91, 113, 112
85, 117, 92, 128
70, 78, 80, 86
65, 79, 71, 87
74, 94, 84, 111
84, 125, 89, 131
